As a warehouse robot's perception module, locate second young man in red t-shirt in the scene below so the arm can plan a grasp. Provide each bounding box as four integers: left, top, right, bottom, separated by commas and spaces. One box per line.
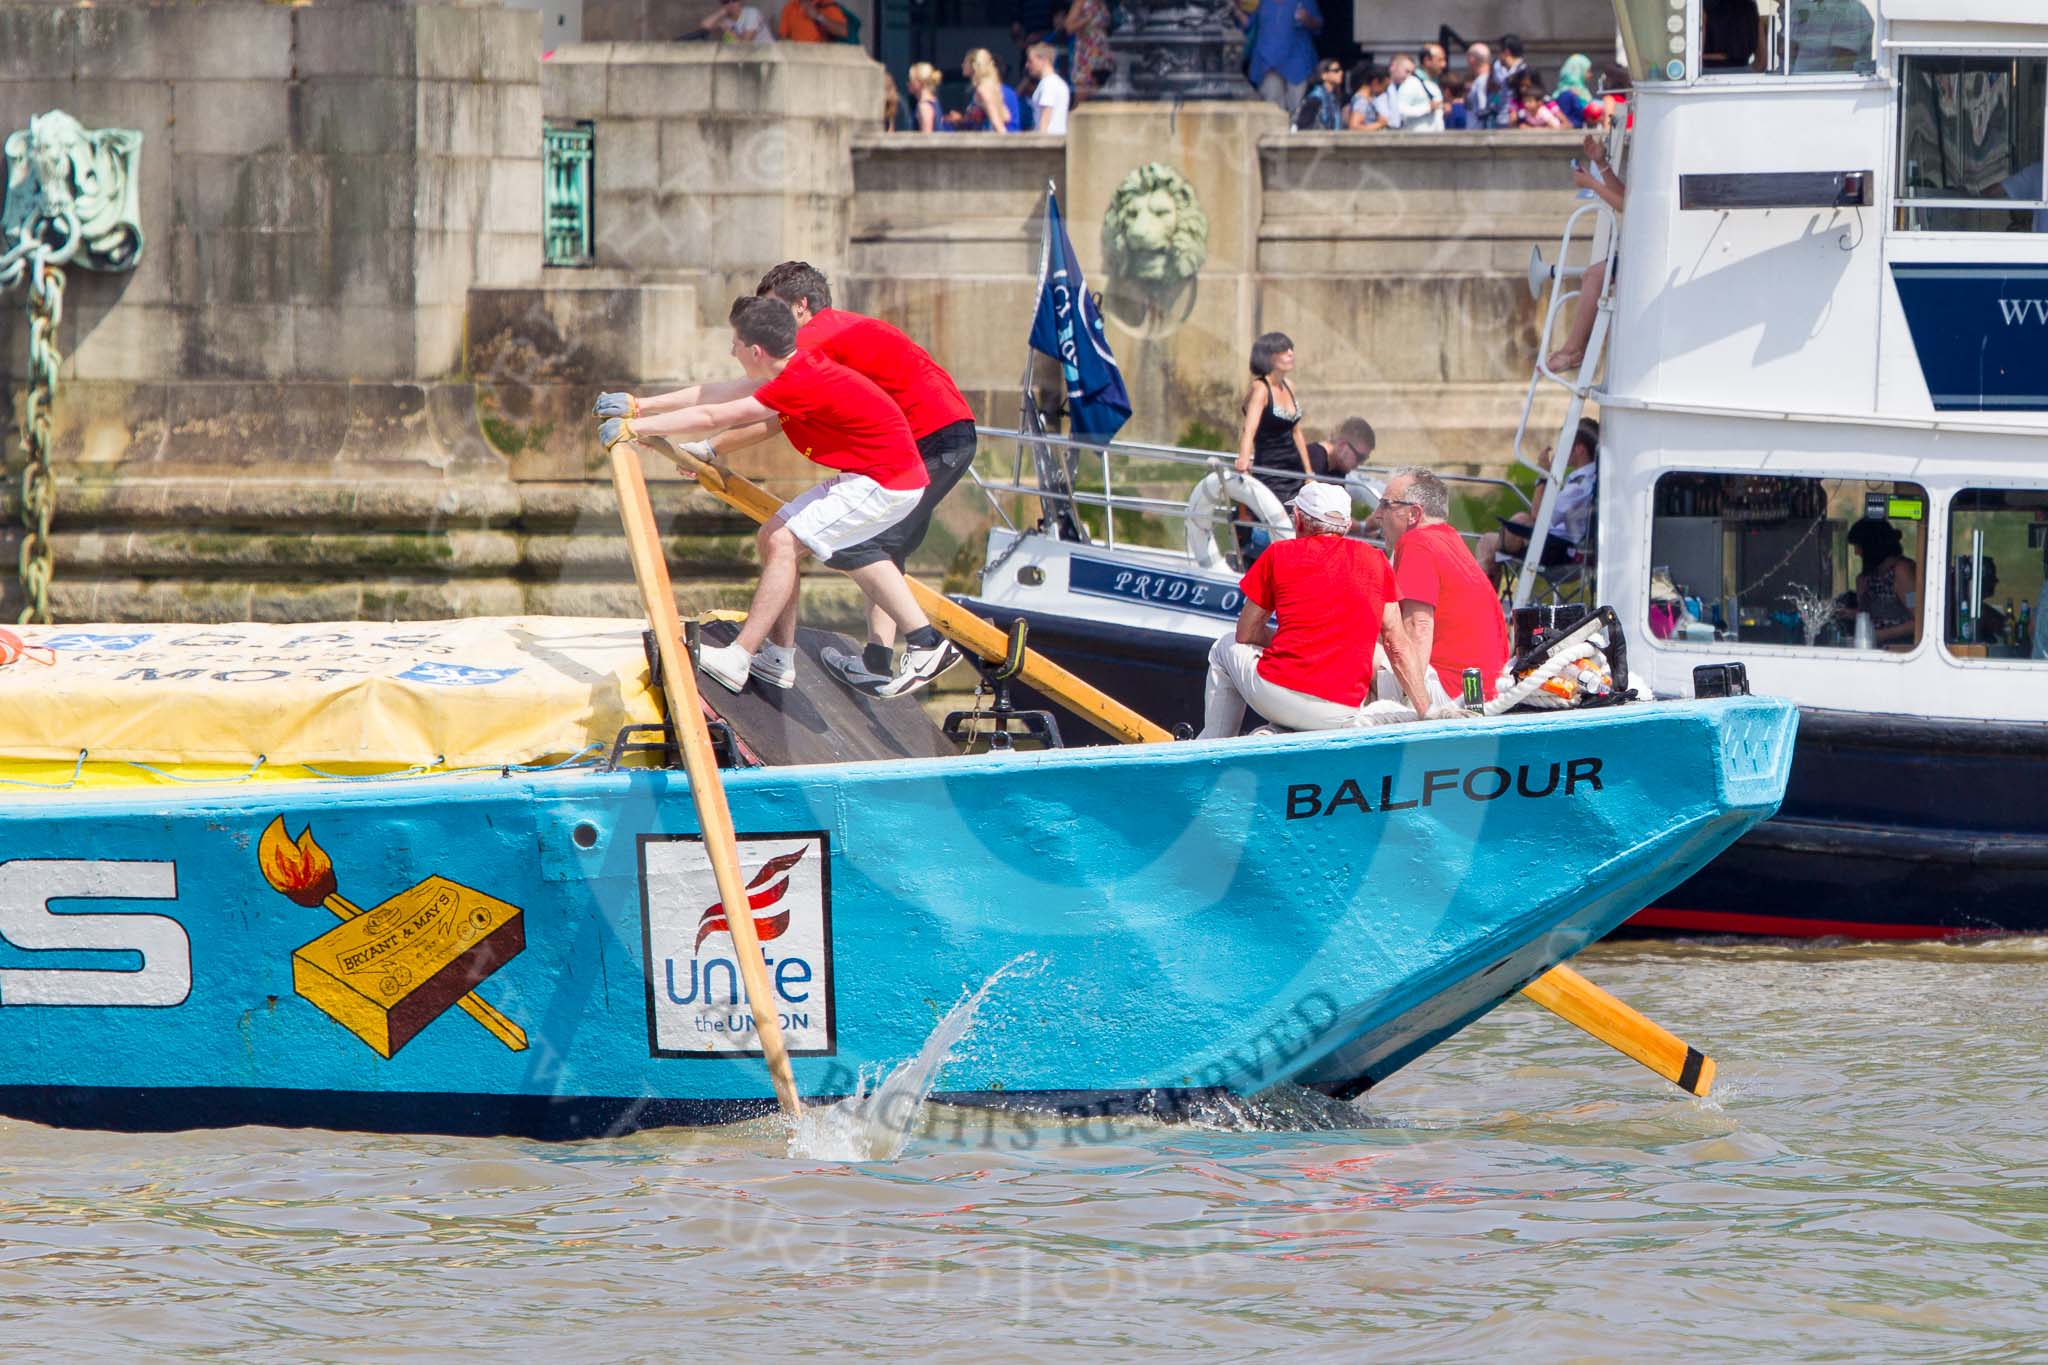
598, 297, 959, 698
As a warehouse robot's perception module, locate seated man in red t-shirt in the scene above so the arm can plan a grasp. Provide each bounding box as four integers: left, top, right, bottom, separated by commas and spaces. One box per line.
598, 297, 958, 698
1374, 466, 1511, 704
1198, 481, 1433, 739
599, 261, 979, 692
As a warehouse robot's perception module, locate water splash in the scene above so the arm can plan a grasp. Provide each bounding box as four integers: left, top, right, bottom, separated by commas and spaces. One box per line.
789, 953, 1037, 1162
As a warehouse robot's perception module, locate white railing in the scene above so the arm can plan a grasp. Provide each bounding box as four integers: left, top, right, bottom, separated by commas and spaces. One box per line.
970, 424, 1527, 555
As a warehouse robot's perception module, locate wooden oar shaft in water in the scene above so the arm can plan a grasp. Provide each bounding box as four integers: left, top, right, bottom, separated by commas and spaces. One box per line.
644, 436, 1714, 1097
611, 441, 803, 1118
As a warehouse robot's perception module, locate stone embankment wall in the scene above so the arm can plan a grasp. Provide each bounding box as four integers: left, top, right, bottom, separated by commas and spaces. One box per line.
0, 36, 1586, 623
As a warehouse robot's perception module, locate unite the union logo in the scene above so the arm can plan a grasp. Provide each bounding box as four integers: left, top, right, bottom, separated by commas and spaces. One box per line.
639, 832, 836, 1059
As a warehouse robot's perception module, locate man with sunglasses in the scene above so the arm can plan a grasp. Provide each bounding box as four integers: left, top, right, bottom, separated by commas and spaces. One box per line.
1373, 467, 1510, 704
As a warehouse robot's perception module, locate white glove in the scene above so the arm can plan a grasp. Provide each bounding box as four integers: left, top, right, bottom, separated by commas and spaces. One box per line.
671, 439, 716, 479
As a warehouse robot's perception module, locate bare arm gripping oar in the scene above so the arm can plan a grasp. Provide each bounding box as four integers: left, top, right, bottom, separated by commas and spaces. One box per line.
610, 440, 803, 1119
640, 436, 1714, 1097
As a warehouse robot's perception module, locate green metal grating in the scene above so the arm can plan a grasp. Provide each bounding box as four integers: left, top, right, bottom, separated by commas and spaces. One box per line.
543, 121, 594, 268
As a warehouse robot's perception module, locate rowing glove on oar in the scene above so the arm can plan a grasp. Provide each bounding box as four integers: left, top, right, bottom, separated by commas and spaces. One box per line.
599, 417, 638, 449
593, 392, 639, 419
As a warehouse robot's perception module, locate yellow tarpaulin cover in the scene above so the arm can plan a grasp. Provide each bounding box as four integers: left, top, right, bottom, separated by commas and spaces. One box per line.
0, 618, 663, 766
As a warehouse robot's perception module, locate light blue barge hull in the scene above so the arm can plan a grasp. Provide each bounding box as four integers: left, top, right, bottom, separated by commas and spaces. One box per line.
0, 697, 1794, 1136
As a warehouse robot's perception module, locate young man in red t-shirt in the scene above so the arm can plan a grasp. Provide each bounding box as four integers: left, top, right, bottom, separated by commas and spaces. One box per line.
597, 261, 978, 693
598, 297, 959, 697
1198, 481, 1433, 738
1375, 466, 1511, 702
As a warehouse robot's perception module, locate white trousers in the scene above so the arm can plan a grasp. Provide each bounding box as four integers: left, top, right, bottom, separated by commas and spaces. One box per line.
1372, 644, 1458, 709
1199, 634, 1368, 739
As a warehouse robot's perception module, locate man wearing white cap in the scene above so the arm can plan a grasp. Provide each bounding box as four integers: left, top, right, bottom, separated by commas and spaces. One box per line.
1199, 480, 1433, 737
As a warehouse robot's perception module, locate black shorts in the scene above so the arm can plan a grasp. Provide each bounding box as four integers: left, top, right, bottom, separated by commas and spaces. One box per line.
826, 419, 977, 571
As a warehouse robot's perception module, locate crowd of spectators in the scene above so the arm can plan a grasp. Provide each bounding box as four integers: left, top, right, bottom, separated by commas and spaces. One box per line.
849, 15, 1627, 139
1283, 33, 1628, 135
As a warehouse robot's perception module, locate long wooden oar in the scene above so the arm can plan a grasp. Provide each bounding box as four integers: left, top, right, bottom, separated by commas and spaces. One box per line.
610, 440, 803, 1118
645, 435, 1713, 1097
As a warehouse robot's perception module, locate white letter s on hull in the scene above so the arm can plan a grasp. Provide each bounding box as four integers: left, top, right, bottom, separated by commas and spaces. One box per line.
0, 860, 188, 1007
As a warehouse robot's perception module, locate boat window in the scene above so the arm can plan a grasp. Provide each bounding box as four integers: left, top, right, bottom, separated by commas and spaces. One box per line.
1702, 0, 1767, 74
1649, 473, 1930, 651
1896, 56, 2048, 233
1616, 0, 1690, 82
1785, 0, 1874, 75
1700, 0, 1876, 79
1944, 488, 2048, 662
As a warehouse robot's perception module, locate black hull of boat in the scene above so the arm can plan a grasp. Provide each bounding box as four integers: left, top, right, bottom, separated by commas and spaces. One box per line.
953, 598, 1215, 742
1634, 708, 2048, 940
966, 601, 2048, 941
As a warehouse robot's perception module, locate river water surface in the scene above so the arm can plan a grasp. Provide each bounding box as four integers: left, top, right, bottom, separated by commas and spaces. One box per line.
4, 937, 2046, 1361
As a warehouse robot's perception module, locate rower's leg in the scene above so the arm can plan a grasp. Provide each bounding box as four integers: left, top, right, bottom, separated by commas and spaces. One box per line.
739, 522, 804, 654
866, 600, 897, 650
845, 561, 930, 638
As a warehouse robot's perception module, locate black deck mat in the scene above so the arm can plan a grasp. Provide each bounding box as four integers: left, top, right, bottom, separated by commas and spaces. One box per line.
689, 620, 959, 767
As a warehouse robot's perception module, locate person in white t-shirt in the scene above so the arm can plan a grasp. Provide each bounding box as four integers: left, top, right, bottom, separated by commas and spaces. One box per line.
700, 0, 774, 42
1382, 54, 1442, 131
1025, 42, 1070, 135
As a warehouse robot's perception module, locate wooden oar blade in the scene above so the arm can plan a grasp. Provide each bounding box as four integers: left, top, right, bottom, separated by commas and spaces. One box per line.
1520, 964, 1714, 1096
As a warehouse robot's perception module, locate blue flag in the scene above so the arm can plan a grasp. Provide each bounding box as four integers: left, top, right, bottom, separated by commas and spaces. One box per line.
1028, 188, 1131, 443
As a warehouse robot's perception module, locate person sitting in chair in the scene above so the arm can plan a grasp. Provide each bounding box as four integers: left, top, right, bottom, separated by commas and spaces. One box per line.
1475, 418, 1598, 590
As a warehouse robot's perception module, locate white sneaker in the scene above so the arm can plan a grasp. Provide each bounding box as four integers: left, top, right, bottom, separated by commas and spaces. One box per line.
821, 643, 892, 693
749, 642, 796, 690
876, 638, 960, 698
696, 640, 753, 694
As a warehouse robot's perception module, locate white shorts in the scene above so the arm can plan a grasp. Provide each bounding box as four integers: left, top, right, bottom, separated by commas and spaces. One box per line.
773, 474, 921, 561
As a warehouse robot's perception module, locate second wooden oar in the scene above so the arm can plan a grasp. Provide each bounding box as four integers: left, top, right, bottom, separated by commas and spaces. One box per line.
611, 439, 802, 1118
647, 434, 1715, 1096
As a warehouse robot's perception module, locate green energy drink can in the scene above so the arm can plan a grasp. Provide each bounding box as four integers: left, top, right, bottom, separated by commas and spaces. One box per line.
1461, 667, 1483, 707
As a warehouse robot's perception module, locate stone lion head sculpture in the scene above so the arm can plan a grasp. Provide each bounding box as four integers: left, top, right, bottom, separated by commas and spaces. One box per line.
1102, 162, 1207, 297
3, 110, 144, 275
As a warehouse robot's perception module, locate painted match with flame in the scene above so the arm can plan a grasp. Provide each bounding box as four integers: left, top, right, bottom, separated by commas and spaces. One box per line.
258, 817, 528, 1055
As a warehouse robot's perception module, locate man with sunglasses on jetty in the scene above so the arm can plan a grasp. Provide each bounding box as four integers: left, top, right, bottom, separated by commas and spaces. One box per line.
596, 296, 959, 699
597, 261, 978, 694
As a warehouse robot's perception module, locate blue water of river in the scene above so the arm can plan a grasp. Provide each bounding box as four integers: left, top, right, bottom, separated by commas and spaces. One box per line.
3, 938, 2045, 1360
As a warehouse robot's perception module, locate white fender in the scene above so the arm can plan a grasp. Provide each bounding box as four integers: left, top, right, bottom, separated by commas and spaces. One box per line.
1184, 470, 1293, 574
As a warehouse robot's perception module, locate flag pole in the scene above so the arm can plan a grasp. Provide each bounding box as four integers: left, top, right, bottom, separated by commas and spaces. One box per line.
1021, 181, 1055, 410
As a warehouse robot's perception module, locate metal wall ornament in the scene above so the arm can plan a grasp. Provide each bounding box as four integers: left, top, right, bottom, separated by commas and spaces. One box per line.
1098, 0, 1253, 102
1, 111, 145, 625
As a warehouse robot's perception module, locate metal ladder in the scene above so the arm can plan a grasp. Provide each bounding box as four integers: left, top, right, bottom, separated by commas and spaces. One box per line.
1506, 142, 1625, 609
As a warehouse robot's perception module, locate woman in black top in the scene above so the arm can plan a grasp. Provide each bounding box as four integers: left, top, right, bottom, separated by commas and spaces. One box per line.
1232, 332, 1312, 561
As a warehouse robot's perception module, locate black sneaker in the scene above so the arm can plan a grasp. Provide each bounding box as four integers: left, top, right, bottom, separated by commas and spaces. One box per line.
821, 643, 892, 694
876, 639, 960, 698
